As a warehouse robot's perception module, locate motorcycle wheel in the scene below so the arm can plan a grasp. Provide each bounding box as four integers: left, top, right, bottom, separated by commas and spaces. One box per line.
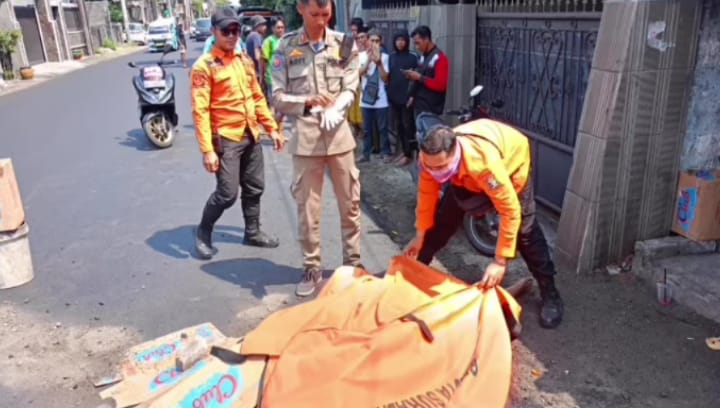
463, 211, 499, 257
142, 112, 174, 148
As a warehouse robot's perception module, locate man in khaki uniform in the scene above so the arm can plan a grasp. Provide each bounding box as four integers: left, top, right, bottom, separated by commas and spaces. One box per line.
272, 0, 361, 297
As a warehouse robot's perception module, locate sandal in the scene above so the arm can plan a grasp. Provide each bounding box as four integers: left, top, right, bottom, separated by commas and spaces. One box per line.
706, 337, 720, 351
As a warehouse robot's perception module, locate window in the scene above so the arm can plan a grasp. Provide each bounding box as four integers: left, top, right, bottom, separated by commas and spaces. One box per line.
148, 27, 170, 34
196, 19, 211, 29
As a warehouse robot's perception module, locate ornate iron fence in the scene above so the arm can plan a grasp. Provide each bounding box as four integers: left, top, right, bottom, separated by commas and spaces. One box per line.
475, 7, 602, 210
476, 16, 599, 149
477, 0, 603, 12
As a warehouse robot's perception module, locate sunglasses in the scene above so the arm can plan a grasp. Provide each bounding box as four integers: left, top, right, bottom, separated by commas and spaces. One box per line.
220, 27, 239, 37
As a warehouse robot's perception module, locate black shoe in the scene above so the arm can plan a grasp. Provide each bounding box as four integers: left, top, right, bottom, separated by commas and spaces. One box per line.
194, 226, 213, 260
538, 279, 564, 329
243, 230, 279, 248
243, 218, 279, 248
296, 267, 322, 297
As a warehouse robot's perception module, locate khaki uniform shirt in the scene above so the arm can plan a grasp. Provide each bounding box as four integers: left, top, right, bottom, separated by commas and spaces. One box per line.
271, 29, 360, 156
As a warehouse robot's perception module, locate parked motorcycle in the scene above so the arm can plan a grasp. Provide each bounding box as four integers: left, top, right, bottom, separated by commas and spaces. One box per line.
127, 43, 178, 148
410, 85, 504, 257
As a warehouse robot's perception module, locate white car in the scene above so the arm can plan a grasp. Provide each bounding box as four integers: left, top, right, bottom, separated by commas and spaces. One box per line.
127, 23, 146, 45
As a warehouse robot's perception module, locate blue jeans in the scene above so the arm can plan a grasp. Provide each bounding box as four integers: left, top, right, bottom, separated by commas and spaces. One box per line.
362, 107, 391, 159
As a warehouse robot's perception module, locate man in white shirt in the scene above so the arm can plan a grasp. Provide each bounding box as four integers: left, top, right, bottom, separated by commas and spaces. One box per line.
358, 29, 391, 163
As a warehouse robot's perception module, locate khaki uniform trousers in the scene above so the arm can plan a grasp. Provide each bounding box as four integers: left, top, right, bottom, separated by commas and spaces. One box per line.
291, 150, 361, 269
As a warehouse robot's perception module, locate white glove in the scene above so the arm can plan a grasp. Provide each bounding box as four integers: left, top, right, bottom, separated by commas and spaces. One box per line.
319, 106, 344, 131
333, 92, 355, 112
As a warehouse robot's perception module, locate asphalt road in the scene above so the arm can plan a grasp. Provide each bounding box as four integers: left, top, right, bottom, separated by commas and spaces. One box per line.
0, 44, 397, 406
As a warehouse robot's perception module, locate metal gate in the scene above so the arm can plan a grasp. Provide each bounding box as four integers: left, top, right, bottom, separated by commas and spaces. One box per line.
63, 6, 87, 53
475, 3, 602, 212
14, 6, 46, 65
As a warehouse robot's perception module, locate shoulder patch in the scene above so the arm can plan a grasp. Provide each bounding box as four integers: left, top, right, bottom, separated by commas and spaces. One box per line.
191, 69, 209, 88
483, 172, 503, 191
272, 53, 285, 72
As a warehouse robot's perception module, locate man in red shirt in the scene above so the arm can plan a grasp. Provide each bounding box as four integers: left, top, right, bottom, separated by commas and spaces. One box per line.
404, 25, 449, 118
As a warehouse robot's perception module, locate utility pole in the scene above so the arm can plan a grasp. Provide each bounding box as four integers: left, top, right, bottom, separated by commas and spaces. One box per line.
184, 0, 192, 27
140, 0, 148, 25
119, 0, 131, 42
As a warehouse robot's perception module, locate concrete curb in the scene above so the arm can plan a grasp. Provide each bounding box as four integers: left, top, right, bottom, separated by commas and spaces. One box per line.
632, 236, 720, 323
0, 45, 144, 98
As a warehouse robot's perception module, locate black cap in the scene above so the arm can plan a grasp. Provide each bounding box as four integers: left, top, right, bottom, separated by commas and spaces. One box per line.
211, 7, 239, 29
250, 15, 267, 29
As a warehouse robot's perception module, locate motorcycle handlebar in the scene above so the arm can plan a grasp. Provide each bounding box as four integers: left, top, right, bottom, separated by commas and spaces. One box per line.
127, 60, 174, 68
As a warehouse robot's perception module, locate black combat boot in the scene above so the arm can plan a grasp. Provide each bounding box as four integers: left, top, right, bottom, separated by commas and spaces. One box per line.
194, 226, 214, 260
537, 276, 564, 329
243, 218, 279, 248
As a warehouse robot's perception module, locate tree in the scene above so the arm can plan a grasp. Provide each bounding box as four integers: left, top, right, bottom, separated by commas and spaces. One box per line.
192, 0, 205, 17
109, 3, 124, 23
216, 0, 230, 6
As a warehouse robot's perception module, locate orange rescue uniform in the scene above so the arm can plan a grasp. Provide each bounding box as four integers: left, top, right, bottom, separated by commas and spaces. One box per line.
190, 47, 278, 153
416, 119, 531, 259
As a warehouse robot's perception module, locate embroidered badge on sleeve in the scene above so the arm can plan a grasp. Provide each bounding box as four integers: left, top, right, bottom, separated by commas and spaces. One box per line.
191, 70, 208, 88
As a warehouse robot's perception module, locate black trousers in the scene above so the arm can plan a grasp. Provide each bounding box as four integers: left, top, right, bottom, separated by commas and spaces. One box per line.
200, 136, 265, 230
390, 102, 415, 158
417, 177, 556, 280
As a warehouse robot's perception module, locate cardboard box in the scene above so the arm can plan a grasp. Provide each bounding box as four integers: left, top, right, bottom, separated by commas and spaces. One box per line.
671, 169, 720, 241
0, 159, 25, 232
98, 323, 229, 407
96, 323, 261, 408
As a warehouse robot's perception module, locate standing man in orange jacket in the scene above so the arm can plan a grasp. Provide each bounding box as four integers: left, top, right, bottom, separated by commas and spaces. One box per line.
404, 116, 564, 329
191, 7, 285, 260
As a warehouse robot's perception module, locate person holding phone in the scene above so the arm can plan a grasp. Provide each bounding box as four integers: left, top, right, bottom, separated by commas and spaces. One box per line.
406, 26, 449, 119
190, 7, 285, 260
358, 29, 391, 162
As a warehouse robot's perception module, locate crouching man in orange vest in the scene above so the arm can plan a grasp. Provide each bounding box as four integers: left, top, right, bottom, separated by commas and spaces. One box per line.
404, 116, 564, 329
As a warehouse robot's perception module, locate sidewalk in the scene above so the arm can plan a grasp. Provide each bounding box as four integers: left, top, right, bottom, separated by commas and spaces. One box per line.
0, 45, 143, 97
633, 236, 720, 324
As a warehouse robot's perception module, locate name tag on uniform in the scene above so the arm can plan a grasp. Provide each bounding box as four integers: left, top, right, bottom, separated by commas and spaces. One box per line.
289, 57, 306, 67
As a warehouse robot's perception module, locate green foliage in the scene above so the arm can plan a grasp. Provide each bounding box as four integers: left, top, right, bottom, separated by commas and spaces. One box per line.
0, 30, 21, 73
109, 3, 124, 23
246, 0, 302, 30
216, 0, 230, 6
0, 30, 21, 55
102, 38, 117, 50
192, 0, 205, 17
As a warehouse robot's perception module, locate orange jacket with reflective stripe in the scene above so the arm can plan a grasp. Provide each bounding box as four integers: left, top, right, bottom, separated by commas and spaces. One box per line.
190, 47, 278, 153
416, 119, 531, 259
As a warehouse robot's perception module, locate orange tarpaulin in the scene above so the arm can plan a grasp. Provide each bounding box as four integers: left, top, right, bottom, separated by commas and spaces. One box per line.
242, 256, 522, 408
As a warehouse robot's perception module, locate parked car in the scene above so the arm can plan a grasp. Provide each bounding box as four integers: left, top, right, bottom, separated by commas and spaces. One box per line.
127, 22, 147, 45
237, 6, 283, 29
194, 18, 212, 42
188, 21, 197, 39
146, 18, 178, 52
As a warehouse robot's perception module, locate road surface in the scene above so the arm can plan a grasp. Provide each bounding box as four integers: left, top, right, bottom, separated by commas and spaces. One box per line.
0, 44, 397, 406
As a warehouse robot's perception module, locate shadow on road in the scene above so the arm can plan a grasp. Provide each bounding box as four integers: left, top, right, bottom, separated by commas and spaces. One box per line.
146, 224, 246, 259
200, 257, 299, 299
119, 128, 155, 151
